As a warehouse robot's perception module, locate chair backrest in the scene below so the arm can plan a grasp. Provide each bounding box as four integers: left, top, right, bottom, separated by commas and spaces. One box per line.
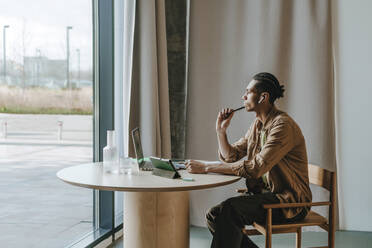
308, 164, 335, 192
308, 164, 336, 247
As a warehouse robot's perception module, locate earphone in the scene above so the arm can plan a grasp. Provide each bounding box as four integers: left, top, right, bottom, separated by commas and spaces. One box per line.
258, 96, 264, 104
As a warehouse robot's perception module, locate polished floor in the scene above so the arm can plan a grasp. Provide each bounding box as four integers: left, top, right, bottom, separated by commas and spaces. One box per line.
111, 226, 372, 248
0, 114, 93, 248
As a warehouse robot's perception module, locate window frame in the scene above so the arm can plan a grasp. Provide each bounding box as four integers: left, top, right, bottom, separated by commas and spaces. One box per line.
65, 0, 121, 247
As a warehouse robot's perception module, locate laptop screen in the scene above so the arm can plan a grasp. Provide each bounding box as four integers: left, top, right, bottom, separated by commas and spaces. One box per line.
131, 127, 145, 166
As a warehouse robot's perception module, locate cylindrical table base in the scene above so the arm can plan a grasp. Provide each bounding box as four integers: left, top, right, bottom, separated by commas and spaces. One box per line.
123, 191, 189, 248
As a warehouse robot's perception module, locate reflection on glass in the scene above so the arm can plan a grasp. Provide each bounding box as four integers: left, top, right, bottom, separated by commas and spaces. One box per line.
0, 0, 93, 247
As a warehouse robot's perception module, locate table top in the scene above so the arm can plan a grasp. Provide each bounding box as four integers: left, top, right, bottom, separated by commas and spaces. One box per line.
57, 162, 241, 192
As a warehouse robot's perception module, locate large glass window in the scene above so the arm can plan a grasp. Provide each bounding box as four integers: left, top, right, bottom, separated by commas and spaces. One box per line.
0, 1, 94, 247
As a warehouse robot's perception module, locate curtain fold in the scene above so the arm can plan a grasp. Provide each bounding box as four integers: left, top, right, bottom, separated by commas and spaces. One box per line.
114, 0, 136, 158
128, 0, 171, 158
117, 3, 188, 247
114, 0, 137, 220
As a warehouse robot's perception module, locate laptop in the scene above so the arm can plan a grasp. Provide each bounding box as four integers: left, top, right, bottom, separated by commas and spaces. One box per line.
131, 127, 186, 171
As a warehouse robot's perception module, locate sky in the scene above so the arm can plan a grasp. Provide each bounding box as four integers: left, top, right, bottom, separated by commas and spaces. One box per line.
0, 0, 92, 71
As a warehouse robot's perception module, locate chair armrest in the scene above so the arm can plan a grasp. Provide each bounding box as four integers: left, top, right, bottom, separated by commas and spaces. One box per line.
263, 201, 331, 209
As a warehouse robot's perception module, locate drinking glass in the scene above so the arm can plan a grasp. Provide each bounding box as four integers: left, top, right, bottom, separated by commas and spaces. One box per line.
119, 157, 137, 175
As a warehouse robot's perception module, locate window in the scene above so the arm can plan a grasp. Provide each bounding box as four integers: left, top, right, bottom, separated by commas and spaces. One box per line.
0, 1, 94, 247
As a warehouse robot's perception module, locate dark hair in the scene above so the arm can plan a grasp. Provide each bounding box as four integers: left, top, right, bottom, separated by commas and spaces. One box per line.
253, 72, 285, 104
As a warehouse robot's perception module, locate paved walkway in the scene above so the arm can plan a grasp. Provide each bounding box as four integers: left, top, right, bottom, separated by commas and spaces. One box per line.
0, 114, 94, 248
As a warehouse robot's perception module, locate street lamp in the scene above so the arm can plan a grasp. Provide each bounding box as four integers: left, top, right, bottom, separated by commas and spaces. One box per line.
76, 48, 80, 88
36, 49, 41, 85
66, 26, 73, 89
3, 25, 10, 84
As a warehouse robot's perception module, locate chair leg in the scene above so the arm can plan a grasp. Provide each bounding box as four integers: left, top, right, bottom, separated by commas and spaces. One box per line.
328, 227, 335, 248
296, 227, 302, 248
265, 232, 272, 248
265, 209, 272, 248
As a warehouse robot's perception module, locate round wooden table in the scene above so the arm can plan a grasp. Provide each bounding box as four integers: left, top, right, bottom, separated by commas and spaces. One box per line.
57, 162, 241, 248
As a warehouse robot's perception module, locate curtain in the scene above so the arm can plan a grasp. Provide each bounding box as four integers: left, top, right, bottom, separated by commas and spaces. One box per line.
114, 0, 136, 223
117, 1, 189, 246
114, 0, 136, 158
186, 0, 336, 230
128, 0, 171, 159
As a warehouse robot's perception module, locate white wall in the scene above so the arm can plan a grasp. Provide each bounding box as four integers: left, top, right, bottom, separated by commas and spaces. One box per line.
333, 0, 372, 231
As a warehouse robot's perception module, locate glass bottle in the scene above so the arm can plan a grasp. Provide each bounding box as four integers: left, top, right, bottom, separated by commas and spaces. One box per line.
103, 130, 118, 173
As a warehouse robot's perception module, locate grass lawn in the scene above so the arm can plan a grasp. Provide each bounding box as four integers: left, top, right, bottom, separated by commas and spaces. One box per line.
0, 86, 92, 115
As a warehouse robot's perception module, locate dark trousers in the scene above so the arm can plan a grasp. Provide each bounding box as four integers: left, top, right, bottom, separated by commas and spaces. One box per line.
206, 192, 306, 248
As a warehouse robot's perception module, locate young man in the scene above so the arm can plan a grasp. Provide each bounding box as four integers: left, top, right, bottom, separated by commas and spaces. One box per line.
185, 72, 312, 248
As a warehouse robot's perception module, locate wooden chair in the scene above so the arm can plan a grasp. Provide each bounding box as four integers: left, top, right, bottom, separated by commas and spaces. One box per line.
241, 164, 336, 248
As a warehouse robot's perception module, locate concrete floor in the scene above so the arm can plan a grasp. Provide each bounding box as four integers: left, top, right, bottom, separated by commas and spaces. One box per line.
111, 226, 372, 248
0, 114, 94, 248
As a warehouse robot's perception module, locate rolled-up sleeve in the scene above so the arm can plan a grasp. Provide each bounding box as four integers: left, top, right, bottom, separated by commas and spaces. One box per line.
232, 120, 294, 179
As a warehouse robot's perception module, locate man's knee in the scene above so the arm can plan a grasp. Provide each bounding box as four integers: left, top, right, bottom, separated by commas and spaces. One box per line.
220, 196, 264, 225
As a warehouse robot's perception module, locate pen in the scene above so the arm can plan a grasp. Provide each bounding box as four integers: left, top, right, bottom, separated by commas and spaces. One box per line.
232, 106, 245, 113
182, 177, 194, 181
224, 106, 245, 118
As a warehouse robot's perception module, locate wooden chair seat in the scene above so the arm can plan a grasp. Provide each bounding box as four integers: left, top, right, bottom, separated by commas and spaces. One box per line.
241, 164, 336, 248
244, 211, 328, 236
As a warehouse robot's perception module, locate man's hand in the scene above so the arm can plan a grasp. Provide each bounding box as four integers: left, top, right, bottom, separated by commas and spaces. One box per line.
216, 108, 234, 134
185, 160, 208, 174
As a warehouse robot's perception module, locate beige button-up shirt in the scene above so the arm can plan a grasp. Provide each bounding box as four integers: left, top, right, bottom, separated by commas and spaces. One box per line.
219, 107, 312, 218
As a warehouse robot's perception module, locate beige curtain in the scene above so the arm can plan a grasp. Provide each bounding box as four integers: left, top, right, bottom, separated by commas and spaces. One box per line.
186, 0, 336, 229
124, 2, 189, 247
128, 0, 172, 158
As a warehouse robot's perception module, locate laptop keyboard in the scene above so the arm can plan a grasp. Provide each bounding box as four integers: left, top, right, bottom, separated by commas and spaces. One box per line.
139, 160, 186, 171
140, 161, 154, 171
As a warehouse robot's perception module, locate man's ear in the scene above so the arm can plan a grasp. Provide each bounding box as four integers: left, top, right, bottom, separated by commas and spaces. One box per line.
258, 93, 266, 104
260, 92, 269, 103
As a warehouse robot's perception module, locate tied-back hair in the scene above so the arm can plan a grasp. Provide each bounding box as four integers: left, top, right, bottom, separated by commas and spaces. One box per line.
253, 72, 285, 104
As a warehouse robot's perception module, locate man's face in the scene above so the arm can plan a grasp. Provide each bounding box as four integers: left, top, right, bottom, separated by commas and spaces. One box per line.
241, 80, 260, 111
